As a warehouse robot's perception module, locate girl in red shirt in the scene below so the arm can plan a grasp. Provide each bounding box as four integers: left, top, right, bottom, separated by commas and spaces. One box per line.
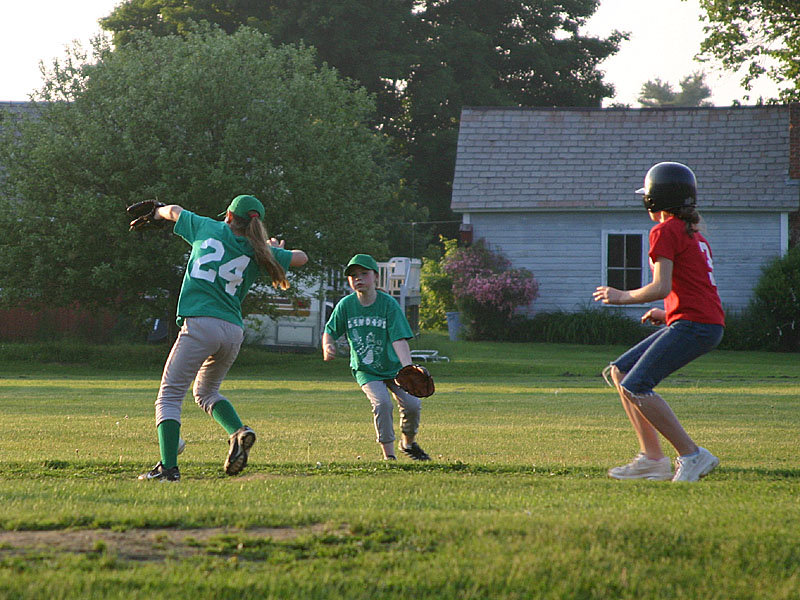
593, 162, 724, 482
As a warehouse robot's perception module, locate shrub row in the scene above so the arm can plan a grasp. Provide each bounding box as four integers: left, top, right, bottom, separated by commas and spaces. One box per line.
503, 308, 652, 346
454, 306, 795, 352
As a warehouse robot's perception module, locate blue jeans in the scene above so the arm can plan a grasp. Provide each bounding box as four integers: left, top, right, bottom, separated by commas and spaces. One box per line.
612, 320, 724, 396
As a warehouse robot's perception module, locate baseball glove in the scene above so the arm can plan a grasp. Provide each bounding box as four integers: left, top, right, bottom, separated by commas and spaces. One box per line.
394, 364, 435, 398
127, 199, 166, 231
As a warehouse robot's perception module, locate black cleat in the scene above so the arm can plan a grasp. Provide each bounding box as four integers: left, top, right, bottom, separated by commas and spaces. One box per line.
400, 442, 431, 461
138, 461, 180, 482
225, 426, 256, 475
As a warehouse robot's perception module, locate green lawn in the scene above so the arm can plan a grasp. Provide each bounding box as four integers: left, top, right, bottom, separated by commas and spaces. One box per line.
0, 333, 798, 599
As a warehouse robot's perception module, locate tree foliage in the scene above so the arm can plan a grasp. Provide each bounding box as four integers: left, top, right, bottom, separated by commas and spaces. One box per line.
696, 0, 799, 102
99, 0, 627, 241
638, 71, 712, 107
101, 0, 419, 138
748, 246, 800, 351
419, 237, 459, 330
0, 26, 406, 331
403, 1, 625, 225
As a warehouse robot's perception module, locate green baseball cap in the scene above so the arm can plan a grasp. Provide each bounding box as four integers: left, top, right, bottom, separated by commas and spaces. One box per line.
219, 194, 265, 220
344, 254, 379, 276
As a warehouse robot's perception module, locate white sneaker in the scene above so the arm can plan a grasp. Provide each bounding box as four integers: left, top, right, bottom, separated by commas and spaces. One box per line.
672, 447, 719, 482
608, 453, 673, 481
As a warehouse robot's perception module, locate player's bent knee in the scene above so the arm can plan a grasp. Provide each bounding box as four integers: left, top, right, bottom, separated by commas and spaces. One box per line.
195, 395, 220, 416
602, 364, 626, 388
403, 396, 422, 413
372, 401, 393, 415
620, 385, 655, 408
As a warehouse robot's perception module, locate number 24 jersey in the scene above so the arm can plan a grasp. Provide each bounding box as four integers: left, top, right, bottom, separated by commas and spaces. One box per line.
173, 210, 293, 328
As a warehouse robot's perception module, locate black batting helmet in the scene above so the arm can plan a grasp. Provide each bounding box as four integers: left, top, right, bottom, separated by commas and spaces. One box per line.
636, 162, 697, 212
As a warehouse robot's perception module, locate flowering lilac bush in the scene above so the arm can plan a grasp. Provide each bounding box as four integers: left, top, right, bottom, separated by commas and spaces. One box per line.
441, 239, 539, 339
461, 271, 539, 318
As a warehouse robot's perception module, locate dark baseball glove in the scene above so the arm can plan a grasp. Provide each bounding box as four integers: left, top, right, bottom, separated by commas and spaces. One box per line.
127, 199, 166, 231
394, 364, 435, 398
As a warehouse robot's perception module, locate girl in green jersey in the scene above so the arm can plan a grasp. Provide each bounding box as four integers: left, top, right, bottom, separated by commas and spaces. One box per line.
136, 195, 307, 481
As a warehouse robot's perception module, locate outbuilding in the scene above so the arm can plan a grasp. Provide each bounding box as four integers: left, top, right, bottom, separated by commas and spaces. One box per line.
450, 105, 800, 319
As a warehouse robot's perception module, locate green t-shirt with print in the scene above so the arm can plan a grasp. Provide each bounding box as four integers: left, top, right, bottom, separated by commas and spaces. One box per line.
324, 290, 414, 386
173, 210, 293, 328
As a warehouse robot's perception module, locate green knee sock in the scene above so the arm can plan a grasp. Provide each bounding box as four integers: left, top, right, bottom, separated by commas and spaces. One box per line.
212, 400, 243, 435
157, 419, 181, 469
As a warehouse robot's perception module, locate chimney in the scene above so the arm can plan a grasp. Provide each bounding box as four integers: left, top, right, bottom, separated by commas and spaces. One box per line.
791, 103, 800, 179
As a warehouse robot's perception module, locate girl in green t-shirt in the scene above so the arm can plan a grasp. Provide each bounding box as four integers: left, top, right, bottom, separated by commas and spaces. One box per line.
323, 254, 431, 462
135, 195, 308, 482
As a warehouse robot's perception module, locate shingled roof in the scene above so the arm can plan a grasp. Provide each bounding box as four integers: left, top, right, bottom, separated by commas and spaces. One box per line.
0, 101, 40, 121
451, 105, 800, 213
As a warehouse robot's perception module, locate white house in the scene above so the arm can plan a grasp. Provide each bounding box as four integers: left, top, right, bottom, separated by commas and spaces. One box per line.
450, 104, 800, 319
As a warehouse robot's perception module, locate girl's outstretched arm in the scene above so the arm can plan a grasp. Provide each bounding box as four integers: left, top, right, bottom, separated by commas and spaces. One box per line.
593, 257, 673, 305
155, 204, 183, 222
267, 238, 308, 267
289, 250, 308, 267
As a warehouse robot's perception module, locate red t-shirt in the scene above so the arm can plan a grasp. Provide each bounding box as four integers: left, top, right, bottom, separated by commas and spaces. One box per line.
649, 216, 725, 326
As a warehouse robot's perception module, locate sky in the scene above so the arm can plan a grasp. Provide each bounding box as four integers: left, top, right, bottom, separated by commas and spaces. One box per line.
0, 0, 782, 105
584, 0, 781, 106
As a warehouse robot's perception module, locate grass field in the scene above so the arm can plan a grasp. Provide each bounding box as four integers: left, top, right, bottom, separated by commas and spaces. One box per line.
1, 333, 798, 599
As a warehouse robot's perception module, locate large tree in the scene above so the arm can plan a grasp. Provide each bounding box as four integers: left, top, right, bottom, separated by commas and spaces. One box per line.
100, 0, 419, 138
99, 0, 626, 244
0, 26, 406, 331
404, 1, 625, 223
695, 0, 799, 102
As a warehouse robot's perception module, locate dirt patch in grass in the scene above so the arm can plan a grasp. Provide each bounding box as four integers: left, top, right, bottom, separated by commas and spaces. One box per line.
0, 524, 337, 561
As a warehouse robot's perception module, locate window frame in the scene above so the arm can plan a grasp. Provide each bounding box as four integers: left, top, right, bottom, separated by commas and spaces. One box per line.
601, 229, 651, 304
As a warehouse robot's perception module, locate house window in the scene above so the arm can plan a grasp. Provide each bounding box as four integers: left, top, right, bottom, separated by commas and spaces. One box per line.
605, 233, 645, 291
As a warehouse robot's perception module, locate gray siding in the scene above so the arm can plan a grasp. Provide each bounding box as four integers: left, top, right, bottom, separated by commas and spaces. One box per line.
470, 212, 654, 317
703, 212, 785, 313
469, 210, 784, 318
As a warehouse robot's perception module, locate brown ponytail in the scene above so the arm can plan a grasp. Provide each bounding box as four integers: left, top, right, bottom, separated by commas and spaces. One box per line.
230, 213, 290, 290
669, 205, 702, 237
